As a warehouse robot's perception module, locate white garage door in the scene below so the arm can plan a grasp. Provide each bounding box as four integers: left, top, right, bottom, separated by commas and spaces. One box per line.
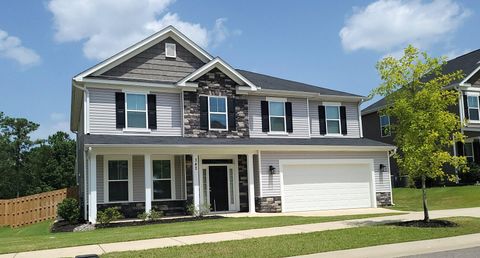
282, 162, 374, 212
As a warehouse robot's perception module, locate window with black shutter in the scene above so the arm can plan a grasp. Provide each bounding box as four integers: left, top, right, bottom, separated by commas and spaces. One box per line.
199, 96, 209, 130
228, 98, 236, 131
340, 106, 347, 135
261, 101, 269, 132
115, 92, 125, 129
147, 94, 157, 129
285, 102, 293, 133
318, 105, 326, 135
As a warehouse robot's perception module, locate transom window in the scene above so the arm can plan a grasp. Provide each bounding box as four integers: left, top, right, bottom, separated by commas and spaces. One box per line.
464, 143, 474, 163
325, 106, 341, 134
380, 115, 391, 137
269, 101, 286, 132
209, 96, 227, 130
108, 160, 129, 202
467, 96, 480, 121
126, 93, 147, 128
152, 160, 172, 200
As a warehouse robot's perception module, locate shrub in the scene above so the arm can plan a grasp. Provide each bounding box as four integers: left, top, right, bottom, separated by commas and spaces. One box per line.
57, 198, 80, 224
97, 207, 123, 225
137, 209, 164, 221
186, 203, 210, 217
137, 212, 149, 221
460, 163, 480, 185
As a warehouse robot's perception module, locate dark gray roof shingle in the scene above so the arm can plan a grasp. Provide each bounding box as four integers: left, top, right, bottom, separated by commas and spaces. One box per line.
84, 134, 392, 148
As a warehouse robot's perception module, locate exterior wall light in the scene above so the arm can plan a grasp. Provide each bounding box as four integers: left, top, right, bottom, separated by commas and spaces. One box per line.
379, 164, 387, 172
269, 165, 276, 174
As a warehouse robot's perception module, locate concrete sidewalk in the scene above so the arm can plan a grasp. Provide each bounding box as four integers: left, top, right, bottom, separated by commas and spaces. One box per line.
293, 233, 480, 258
1, 207, 479, 258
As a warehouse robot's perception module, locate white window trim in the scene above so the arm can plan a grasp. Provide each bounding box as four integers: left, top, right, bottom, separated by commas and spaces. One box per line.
152, 155, 176, 201
464, 142, 475, 162
325, 105, 342, 135
208, 96, 228, 131
104, 155, 133, 203
124, 92, 149, 130
467, 95, 480, 122
380, 115, 391, 137
268, 100, 287, 133
165, 43, 177, 58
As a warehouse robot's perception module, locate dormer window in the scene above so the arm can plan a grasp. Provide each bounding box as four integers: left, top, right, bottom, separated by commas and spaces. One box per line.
165, 43, 176, 58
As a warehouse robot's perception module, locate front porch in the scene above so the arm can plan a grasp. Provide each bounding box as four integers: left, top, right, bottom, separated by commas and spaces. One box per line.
85, 148, 257, 223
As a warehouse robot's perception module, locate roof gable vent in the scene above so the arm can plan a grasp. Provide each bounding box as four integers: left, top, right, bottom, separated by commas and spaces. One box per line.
165, 43, 176, 58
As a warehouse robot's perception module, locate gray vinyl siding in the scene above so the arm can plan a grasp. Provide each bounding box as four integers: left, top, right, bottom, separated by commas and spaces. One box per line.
174, 155, 186, 199
88, 88, 181, 136
259, 151, 392, 197
248, 96, 310, 138
101, 37, 205, 82
96, 155, 104, 204
309, 100, 361, 138
133, 155, 145, 202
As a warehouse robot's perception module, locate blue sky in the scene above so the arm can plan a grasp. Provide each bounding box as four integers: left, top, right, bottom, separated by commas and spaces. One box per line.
0, 0, 478, 139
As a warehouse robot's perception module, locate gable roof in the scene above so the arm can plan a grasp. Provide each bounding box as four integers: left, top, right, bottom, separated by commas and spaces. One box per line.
237, 69, 363, 97
177, 57, 258, 90
362, 48, 480, 115
73, 26, 213, 82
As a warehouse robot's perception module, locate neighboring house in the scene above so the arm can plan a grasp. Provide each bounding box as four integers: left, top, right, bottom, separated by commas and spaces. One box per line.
70, 26, 394, 224
362, 49, 480, 187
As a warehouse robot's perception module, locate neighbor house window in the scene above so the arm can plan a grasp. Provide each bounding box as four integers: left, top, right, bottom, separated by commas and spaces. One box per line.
126, 93, 147, 128
467, 96, 480, 121
380, 115, 391, 137
325, 106, 341, 134
165, 43, 176, 58
108, 160, 129, 202
153, 160, 172, 200
269, 101, 286, 132
209, 96, 227, 130
464, 143, 474, 163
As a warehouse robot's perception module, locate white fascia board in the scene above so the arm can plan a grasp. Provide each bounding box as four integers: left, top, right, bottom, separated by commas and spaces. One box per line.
177, 57, 258, 91
73, 26, 213, 82
460, 65, 480, 86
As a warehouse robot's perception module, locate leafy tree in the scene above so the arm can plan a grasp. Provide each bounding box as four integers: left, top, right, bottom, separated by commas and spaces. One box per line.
371, 45, 467, 222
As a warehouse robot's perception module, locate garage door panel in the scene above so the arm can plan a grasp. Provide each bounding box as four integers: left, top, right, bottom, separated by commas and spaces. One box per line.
282, 162, 373, 212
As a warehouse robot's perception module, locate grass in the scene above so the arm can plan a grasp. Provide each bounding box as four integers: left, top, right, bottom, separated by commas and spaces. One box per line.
103, 217, 480, 258
391, 185, 480, 211
0, 213, 398, 254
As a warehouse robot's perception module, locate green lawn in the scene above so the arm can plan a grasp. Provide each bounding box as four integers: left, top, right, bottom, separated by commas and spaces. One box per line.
391, 185, 480, 211
0, 213, 398, 254
104, 217, 480, 258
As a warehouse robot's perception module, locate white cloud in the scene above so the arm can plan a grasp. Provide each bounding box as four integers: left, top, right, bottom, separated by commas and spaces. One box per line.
32, 112, 71, 140
339, 0, 471, 52
0, 29, 40, 66
48, 0, 239, 60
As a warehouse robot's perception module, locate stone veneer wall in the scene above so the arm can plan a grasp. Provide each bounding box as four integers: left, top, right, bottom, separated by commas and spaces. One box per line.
255, 196, 282, 213
97, 200, 186, 218
376, 192, 392, 206
185, 155, 194, 205
183, 68, 249, 138
237, 155, 249, 212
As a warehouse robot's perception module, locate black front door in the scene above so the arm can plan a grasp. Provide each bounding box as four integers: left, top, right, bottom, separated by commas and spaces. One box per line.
208, 166, 229, 212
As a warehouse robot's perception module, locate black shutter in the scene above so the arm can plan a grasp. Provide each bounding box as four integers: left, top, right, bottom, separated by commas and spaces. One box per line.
318, 105, 326, 135
200, 96, 209, 130
228, 98, 236, 131
261, 101, 269, 132
456, 142, 464, 156
285, 102, 293, 133
115, 92, 125, 129
464, 95, 469, 120
474, 140, 480, 164
340, 106, 347, 135
147, 94, 157, 129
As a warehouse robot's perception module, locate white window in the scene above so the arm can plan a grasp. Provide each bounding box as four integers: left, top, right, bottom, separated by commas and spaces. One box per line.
152, 160, 173, 200
325, 106, 341, 134
464, 143, 474, 163
126, 93, 147, 129
208, 96, 227, 130
380, 115, 391, 137
269, 101, 286, 132
467, 96, 480, 121
165, 43, 176, 58
107, 160, 129, 202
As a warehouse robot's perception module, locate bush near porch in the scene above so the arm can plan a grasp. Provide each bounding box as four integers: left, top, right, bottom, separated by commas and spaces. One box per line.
391, 186, 480, 211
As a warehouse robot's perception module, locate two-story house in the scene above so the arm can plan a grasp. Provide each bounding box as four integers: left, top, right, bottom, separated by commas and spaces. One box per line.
362, 49, 480, 187
70, 26, 393, 223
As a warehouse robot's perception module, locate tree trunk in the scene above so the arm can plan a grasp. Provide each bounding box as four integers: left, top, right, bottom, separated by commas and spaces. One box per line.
421, 175, 429, 223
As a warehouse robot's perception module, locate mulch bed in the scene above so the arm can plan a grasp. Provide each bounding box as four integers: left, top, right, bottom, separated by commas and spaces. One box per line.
389, 219, 458, 228
98, 215, 225, 229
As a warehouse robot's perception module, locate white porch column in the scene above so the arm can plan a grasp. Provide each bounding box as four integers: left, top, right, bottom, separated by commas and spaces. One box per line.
192, 154, 200, 210
247, 153, 256, 214
144, 154, 152, 213
88, 150, 97, 223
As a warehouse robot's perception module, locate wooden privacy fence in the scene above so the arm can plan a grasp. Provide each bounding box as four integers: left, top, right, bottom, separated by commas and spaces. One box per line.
0, 187, 78, 228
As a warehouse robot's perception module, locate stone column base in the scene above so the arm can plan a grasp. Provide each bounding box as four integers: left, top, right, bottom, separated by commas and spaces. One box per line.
255, 196, 282, 212
376, 192, 392, 206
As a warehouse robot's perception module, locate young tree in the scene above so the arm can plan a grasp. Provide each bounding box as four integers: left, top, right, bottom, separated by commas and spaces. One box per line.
371, 46, 467, 222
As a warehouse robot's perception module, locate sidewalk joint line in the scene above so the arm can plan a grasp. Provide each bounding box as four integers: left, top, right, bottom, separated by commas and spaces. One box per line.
97, 244, 107, 254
